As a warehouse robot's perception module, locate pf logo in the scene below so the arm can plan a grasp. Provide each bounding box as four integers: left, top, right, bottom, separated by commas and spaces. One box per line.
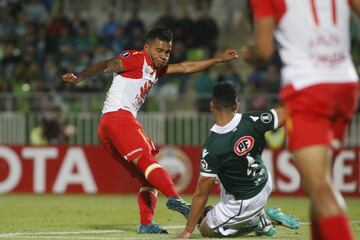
234, 136, 254, 156
156, 145, 193, 193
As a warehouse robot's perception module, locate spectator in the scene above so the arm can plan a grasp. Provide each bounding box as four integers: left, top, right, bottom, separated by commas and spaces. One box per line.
217, 63, 244, 92
99, 13, 119, 47
42, 106, 73, 144
70, 10, 88, 34
194, 11, 219, 57
176, 9, 195, 47
111, 25, 129, 54
46, 8, 71, 53
0, 41, 20, 90
73, 25, 93, 53
153, 5, 177, 31
43, 58, 59, 90
126, 26, 145, 50
125, 9, 145, 37
0, 10, 15, 41
24, 0, 48, 24
194, 70, 215, 112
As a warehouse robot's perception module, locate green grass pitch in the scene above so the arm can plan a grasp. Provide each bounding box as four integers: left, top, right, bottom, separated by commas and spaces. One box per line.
0, 195, 359, 239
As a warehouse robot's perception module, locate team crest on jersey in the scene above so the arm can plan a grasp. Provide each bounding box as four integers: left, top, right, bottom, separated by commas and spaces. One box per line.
260, 113, 272, 124
120, 51, 130, 58
234, 136, 254, 156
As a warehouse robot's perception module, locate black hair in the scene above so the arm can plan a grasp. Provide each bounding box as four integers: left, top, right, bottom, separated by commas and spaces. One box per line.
211, 82, 238, 110
145, 27, 173, 43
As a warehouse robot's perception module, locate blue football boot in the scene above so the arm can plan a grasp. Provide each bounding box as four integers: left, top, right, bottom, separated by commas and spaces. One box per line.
266, 207, 300, 229
138, 222, 169, 234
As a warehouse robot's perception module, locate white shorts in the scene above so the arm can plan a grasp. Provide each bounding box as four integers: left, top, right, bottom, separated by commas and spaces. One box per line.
205, 173, 272, 236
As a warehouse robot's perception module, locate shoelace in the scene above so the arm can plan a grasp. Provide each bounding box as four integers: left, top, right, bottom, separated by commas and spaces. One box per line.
273, 208, 300, 227
147, 223, 165, 232
284, 215, 300, 226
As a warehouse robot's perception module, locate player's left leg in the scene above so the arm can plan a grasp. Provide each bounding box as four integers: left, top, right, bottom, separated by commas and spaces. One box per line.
137, 186, 158, 225
199, 208, 276, 237
132, 154, 191, 218
136, 185, 170, 234
200, 176, 274, 237
293, 145, 353, 240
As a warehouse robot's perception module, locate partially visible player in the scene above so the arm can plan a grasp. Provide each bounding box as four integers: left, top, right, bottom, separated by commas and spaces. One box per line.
177, 82, 300, 238
241, 1, 359, 239
62, 28, 238, 234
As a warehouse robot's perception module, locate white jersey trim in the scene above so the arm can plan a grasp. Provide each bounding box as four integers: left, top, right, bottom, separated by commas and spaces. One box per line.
210, 114, 242, 134
270, 109, 279, 129
200, 172, 217, 178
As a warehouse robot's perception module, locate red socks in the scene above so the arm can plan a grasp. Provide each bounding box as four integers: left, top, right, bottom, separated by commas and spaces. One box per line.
318, 215, 354, 240
135, 155, 178, 198
138, 187, 157, 225
146, 166, 178, 197
311, 218, 323, 240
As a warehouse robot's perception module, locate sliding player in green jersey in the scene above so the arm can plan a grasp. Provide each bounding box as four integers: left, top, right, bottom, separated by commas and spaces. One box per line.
178, 82, 299, 238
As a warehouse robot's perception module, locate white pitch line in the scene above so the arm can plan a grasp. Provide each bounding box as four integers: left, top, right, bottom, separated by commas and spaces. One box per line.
163, 225, 185, 229
0, 236, 121, 240
0, 230, 123, 238
1, 221, 360, 239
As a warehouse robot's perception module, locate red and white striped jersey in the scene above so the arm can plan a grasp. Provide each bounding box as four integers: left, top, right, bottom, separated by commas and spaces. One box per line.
251, 0, 358, 91
102, 50, 167, 117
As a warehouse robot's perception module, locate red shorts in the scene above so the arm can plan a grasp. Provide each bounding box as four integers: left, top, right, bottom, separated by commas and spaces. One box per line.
98, 109, 158, 179
280, 82, 359, 151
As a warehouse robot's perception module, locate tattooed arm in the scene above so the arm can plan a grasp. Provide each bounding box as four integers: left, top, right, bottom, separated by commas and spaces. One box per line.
62, 57, 123, 85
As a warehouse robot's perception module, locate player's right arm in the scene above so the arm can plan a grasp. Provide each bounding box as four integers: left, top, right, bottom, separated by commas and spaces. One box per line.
62, 57, 124, 85
240, 0, 275, 65
177, 176, 216, 239
351, 0, 360, 17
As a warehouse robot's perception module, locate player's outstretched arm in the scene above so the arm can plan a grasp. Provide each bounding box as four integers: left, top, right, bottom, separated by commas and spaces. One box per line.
166, 49, 238, 75
177, 176, 216, 239
62, 57, 124, 85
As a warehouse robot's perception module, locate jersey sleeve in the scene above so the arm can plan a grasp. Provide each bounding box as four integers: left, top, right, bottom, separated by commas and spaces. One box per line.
244, 109, 279, 134
250, 0, 275, 20
199, 149, 219, 178
117, 50, 143, 72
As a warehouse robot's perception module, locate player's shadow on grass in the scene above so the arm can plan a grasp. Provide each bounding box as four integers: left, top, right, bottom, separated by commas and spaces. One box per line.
86, 224, 136, 233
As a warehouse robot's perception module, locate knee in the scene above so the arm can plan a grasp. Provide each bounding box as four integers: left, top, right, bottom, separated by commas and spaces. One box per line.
199, 219, 216, 237
307, 180, 334, 198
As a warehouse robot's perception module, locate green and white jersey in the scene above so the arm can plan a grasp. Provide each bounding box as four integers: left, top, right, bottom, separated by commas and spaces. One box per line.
200, 109, 279, 200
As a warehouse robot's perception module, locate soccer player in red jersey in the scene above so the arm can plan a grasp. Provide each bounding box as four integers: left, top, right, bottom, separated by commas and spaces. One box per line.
242, 1, 359, 239
62, 27, 238, 234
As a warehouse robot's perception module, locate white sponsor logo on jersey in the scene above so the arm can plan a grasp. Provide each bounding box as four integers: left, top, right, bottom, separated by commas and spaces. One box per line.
200, 159, 212, 172
234, 136, 254, 156
202, 149, 209, 158
250, 116, 259, 122
260, 113, 272, 124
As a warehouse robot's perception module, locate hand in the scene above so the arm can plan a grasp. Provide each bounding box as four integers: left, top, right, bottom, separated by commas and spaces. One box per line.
220, 48, 239, 62
62, 73, 80, 86
176, 229, 192, 239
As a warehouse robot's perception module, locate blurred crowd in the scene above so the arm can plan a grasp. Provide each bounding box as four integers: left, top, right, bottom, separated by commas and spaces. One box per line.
0, 0, 221, 93
1, 0, 359, 115
0, 0, 281, 113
